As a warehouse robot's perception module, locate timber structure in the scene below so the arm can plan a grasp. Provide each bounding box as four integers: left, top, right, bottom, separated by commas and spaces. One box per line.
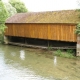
5, 10, 80, 50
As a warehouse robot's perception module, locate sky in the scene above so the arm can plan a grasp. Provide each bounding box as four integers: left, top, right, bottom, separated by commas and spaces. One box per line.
2, 0, 80, 12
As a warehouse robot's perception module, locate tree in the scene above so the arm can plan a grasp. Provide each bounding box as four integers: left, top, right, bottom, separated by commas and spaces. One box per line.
4, 3, 17, 17
0, 0, 28, 43
0, 1, 8, 43
0, 1, 8, 23
75, 1, 80, 35
9, 0, 28, 13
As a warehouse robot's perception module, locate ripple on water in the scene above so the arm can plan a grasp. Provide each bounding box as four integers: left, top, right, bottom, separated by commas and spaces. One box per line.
0, 45, 80, 80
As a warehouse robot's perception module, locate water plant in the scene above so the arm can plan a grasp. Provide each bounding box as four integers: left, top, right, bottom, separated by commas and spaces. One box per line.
47, 45, 52, 51
55, 49, 75, 58
55, 49, 62, 56
66, 49, 75, 58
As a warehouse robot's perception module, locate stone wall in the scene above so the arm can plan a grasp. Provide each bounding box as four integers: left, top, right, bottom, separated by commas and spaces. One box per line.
77, 35, 80, 56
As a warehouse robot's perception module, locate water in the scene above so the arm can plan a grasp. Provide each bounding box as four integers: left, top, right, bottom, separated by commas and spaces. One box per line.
0, 44, 80, 80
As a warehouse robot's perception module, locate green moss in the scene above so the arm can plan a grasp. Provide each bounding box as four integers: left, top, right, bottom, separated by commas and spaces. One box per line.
6, 10, 80, 23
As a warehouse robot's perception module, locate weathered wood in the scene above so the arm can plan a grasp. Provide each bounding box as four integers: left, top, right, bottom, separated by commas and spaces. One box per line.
5, 23, 77, 42
8, 42, 76, 49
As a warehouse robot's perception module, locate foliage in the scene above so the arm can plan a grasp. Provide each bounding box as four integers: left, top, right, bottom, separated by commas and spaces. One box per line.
75, 23, 80, 35
0, 24, 6, 43
4, 3, 17, 17
66, 49, 74, 54
0, 24, 7, 32
0, 1, 8, 43
9, 0, 28, 13
0, 0, 28, 43
55, 49, 75, 58
55, 49, 62, 56
0, 1, 8, 23
75, 1, 80, 35
0, 1, 8, 31
47, 45, 53, 51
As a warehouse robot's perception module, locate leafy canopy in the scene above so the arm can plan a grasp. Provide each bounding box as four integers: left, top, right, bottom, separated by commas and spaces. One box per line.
9, 0, 28, 13
0, 0, 28, 43
4, 2, 17, 17
0, 1, 8, 43
0, 1, 8, 23
0, 1, 8, 32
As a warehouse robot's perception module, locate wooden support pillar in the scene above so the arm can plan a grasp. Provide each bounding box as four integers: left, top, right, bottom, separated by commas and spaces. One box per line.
48, 40, 49, 48
76, 35, 80, 56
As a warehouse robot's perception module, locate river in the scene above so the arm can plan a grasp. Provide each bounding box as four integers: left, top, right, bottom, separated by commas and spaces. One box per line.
0, 44, 80, 80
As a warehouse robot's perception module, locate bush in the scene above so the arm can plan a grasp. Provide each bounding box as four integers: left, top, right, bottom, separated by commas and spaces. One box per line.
75, 23, 80, 35
0, 24, 7, 43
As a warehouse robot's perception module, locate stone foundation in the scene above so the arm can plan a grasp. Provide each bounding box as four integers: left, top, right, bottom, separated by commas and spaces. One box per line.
4, 36, 9, 44
76, 35, 80, 56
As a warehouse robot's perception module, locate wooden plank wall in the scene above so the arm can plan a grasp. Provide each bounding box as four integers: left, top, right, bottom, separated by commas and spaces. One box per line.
5, 23, 77, 42
48, 24, 77, 42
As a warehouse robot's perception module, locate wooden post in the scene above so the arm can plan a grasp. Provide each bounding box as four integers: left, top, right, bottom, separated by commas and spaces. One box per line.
47, 40, 50, 51
76, 35, 80, 56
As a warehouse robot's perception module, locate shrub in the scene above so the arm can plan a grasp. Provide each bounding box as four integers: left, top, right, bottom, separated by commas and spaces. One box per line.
75, 23, 80, 35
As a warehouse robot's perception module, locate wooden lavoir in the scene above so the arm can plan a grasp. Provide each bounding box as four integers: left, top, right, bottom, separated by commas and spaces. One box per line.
5, 23, 77, 42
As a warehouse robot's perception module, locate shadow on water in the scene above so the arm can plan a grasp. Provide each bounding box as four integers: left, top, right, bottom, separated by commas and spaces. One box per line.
0, 44, 80, 80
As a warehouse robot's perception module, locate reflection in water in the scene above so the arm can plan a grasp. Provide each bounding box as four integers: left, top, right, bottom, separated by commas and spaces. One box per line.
0, 44, 80, 80
11, 52, 16, 57
20, 50, 25, 60
53, 56, 57, 66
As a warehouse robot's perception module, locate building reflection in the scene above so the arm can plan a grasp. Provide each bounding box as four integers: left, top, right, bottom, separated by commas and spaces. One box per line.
53, 56, 57, 66
20, 50, 25, 60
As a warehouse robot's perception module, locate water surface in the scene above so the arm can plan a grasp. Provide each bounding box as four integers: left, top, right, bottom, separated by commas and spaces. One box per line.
0, 44, 80, 80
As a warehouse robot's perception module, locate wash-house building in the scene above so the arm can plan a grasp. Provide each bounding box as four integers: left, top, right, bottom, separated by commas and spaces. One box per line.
5, 10, 80, 56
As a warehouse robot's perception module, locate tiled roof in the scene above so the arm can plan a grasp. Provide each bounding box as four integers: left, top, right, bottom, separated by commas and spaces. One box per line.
6, 10, 80, 24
